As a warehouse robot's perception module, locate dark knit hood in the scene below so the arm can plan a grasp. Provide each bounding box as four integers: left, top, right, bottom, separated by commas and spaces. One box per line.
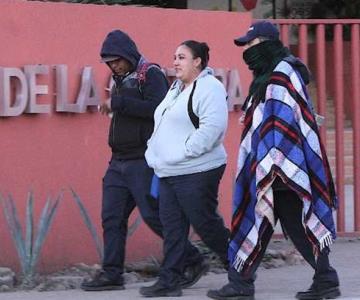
283, 55, 310, 85
100, 30, 141, 69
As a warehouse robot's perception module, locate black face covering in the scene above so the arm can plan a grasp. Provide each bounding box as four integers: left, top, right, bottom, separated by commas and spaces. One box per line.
243, 42, 273, 75
242, 40, 290, 103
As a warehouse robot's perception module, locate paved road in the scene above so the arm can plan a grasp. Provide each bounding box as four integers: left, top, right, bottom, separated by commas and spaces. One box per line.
1, 238, 359, 300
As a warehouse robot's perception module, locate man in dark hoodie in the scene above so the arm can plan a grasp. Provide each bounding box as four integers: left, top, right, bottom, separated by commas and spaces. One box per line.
81, 30, 206, 292
207, 21, 340, 300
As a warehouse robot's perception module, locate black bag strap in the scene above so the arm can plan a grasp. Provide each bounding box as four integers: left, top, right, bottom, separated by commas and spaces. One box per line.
187, 80, 199, 129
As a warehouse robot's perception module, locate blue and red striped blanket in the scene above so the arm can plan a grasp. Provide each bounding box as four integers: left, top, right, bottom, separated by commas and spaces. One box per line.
229, 60, 338, 272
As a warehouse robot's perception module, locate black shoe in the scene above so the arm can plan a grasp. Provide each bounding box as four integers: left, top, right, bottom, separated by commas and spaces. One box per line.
139, 281, 182, 297
81, 270, 124, 291
207, 283, 255, 300
295, 284, 341, 300
180, 260, 209, 288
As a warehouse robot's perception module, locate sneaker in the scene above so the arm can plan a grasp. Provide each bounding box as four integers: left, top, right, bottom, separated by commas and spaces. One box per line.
295, 284, 341, 300
81, 270, 124, 291
207, 283, 255, 300
180, 260, 210, 288
139, 280, 182, 297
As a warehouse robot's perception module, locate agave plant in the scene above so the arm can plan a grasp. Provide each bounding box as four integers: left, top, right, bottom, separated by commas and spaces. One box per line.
0, 191, 63, 286
70, 188, 104, 261
70, 188, 143, 262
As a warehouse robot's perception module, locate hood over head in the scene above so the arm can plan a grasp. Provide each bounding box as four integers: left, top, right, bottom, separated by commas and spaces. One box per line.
100, 30, 141, 69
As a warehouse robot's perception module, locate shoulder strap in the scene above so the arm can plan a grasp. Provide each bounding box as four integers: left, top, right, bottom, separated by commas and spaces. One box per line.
137, 63, 167, 95
187, 80, 199, 129
137, 63, 161, 84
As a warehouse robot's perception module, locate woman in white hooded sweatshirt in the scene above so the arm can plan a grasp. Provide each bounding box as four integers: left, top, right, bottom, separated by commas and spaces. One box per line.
141, 40, 230, 297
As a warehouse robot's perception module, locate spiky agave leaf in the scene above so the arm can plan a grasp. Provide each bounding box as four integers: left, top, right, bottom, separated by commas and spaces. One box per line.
149, 255, 160, 267
127, 214, 142, 237
24, 191, 34, 276
29, 192, 63, 274
0, 193, 26, 273
25, 196, 50, 278
70, 188, 103, 260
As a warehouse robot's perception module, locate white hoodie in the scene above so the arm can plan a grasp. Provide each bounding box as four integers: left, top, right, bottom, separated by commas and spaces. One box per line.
145, 68, 228, 177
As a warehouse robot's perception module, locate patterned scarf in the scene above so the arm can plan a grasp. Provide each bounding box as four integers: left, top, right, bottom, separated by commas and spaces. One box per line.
229, 59, 338, 273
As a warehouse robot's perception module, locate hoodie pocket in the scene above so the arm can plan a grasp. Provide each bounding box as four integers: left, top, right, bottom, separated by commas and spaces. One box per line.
156, 137, 187, 166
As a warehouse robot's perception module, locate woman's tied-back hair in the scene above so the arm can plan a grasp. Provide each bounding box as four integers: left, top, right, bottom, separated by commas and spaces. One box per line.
181, 40, 210, 70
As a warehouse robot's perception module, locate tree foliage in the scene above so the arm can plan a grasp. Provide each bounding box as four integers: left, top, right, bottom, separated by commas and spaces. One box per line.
261, 0, 360, 40
310, 0, 360, 19
261, 0, 360, 19
31, 0, 184, 7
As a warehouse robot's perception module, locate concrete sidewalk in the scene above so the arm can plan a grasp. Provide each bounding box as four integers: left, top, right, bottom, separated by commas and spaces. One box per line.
1, 238, 359, 300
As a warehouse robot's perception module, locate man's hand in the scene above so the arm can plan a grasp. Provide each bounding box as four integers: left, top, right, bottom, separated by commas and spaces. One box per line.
98, 99, 112, 115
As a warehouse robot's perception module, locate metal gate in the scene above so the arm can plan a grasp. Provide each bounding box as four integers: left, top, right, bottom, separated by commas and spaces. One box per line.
270, 19, 360, 236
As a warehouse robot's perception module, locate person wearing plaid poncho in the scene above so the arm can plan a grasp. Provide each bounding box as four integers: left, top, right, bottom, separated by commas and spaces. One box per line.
207, 21, 340, 300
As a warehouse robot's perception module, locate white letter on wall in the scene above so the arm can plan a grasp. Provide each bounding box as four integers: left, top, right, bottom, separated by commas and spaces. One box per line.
76, 67, 100, 113
0, 67, 28, 117
24, 65, 50, 113
55, 65, 80, 112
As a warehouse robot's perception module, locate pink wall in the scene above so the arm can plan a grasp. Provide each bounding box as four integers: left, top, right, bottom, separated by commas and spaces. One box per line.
0, 0, 252, 272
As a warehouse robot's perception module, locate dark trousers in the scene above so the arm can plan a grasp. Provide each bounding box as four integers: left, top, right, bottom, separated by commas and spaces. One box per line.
158, 165, 230, 287
101, 158, 201, 280
228, 189, 339, 295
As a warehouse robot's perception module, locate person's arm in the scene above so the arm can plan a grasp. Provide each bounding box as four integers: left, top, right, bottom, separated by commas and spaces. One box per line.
184, 83, 228, 158
111, 67, 168, 119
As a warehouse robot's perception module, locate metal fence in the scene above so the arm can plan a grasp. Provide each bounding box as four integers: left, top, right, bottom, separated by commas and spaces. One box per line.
272, 19, 360, 236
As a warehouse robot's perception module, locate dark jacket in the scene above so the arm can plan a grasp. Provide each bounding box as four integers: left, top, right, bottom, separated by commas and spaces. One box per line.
100, 30, 168, 159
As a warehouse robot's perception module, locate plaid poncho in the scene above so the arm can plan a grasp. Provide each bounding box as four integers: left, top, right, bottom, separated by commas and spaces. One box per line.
229, 60, 338, 272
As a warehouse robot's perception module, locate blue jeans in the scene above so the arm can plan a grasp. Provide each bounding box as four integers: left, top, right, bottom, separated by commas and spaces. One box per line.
158, 165, 230, 287
101, 158, 201, 280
